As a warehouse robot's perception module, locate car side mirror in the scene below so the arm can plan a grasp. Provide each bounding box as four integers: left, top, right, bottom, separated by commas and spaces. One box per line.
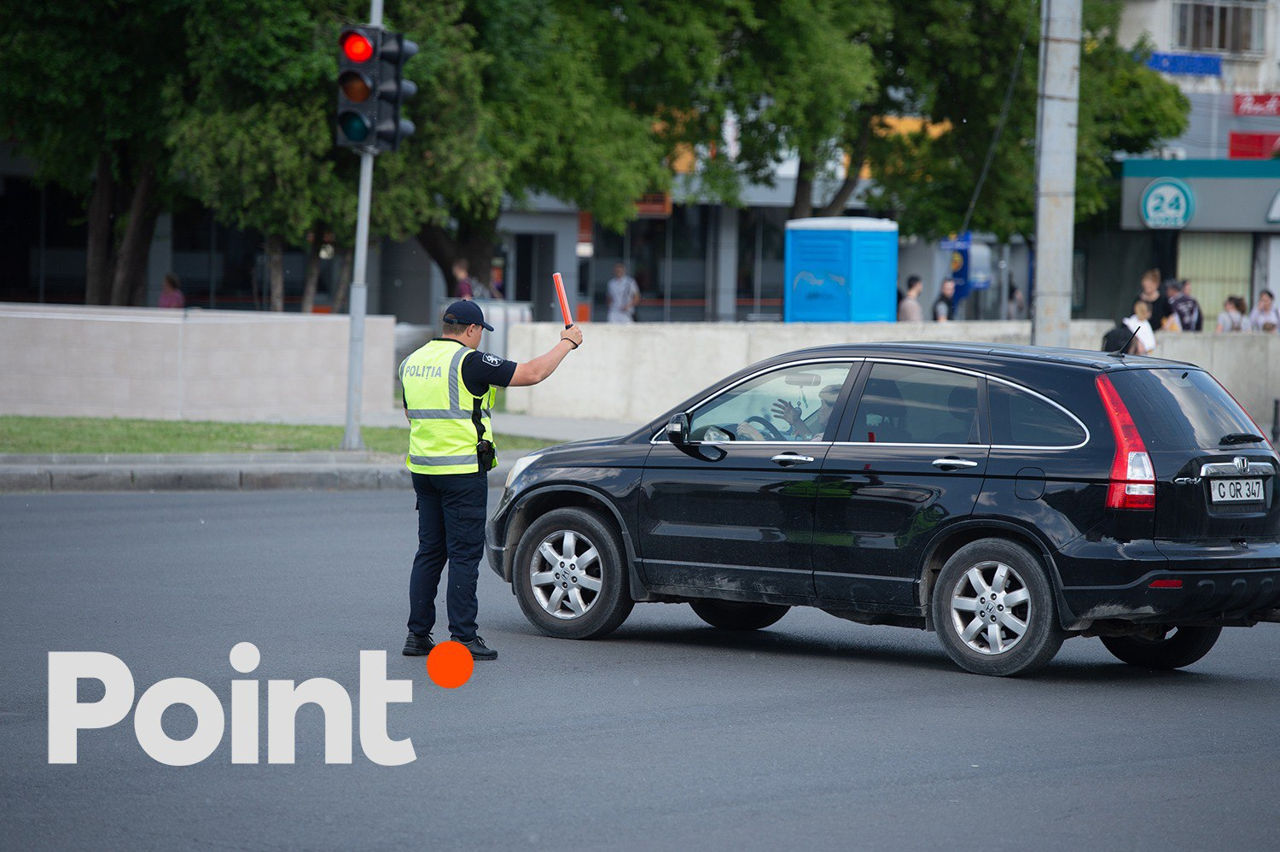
666, 413, 691, 446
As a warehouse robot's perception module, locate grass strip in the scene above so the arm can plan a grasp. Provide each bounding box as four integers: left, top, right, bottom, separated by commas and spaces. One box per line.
0, 416, 556, 455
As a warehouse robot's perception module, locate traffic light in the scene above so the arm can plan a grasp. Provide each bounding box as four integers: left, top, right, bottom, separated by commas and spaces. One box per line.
336, 26, 381, 149
374, 31, 418, 152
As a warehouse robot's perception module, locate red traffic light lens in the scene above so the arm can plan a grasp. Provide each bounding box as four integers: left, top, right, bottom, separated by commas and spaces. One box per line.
339, 71, 372, 102
341, 32, 374, 63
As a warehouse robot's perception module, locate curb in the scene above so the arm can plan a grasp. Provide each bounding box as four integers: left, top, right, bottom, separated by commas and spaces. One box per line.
0, 457, 519, 493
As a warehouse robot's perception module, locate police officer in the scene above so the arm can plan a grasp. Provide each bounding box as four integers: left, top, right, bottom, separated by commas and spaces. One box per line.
400, 299, 583, 660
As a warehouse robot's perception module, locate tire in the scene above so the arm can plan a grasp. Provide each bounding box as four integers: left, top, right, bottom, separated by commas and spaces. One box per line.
513, 507, 634, 640
931, 538, 1065, 677
690, 600, 789, 631
1100, 626, 1222, 670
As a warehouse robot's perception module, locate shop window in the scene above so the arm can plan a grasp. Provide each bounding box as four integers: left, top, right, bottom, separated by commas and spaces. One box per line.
1176, 232, 1253, 321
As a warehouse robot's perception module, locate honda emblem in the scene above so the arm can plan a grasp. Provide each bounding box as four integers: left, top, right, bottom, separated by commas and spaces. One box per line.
1235, 456, 1248, 475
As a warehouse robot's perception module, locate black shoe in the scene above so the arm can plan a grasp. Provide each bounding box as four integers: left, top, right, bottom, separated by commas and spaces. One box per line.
458, 636, 497, 661
402, 632, 434, 656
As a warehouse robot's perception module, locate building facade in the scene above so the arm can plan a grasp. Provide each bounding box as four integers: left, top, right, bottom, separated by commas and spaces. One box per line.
1088, 0, 1280, 321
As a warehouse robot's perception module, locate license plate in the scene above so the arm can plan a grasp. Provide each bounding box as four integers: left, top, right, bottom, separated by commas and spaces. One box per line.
1209, 478, 1263, 503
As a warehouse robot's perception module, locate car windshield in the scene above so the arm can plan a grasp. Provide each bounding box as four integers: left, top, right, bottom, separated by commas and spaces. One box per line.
1109, 368, 1259, 451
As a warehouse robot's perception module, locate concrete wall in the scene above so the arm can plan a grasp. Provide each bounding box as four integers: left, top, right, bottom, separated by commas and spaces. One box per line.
1157, 332, 1280, 432
0, 303, 397, 424
505, 320, 1280, 432
504, 320, 1112, 424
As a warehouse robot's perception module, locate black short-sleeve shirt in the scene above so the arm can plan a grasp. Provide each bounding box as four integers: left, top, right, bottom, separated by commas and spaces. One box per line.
460, 348, 517, 396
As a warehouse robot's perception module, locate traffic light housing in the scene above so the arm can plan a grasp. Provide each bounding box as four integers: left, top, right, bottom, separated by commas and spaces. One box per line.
336, 26, 381, 149
335, 26, 418, 153
375, 31, 418, 152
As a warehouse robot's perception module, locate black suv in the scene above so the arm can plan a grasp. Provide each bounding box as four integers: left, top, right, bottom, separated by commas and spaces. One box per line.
486, 343, 1280, 676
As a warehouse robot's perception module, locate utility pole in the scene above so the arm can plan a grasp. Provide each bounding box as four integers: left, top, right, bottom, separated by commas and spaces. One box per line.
1031, 0, 1082, 349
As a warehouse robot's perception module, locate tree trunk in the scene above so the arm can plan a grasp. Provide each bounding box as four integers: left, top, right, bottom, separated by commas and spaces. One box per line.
109, 163, 159, 306
267, 234, 285, 311
333, 249, 354, 313
457, 216, 498, 293
417, 222, 459, 293
84, 152, 115, 305
417, 214, 499, 297
790, 156, 815, 220
301, 229, 322, 313
818, 118, 875, 217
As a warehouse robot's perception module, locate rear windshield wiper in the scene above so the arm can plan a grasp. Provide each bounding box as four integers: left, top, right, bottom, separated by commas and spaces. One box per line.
1219, 432, 1266, 445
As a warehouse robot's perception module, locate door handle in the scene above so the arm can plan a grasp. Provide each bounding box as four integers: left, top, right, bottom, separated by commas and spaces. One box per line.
771, 452, 815, 467
932, 457, 979, 470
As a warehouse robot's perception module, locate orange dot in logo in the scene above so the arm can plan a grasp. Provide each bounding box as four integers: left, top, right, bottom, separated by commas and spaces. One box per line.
426, 640, 473, 688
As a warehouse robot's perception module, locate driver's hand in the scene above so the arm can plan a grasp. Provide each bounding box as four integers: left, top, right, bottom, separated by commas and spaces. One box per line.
771, 399, 802, 428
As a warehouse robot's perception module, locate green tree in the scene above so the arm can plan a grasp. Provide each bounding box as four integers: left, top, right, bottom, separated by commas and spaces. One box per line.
393, 0, 735, 291
869, 0, 1188, 239
166, 0, 363, 311
714, 0, 889, 219
0, 0, 187, 305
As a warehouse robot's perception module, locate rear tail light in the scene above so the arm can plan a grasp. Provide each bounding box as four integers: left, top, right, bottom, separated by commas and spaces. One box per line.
1096, 373, 1155, 510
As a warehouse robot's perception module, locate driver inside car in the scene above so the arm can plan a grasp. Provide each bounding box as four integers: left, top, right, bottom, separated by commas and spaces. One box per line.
735, 383, 841, 441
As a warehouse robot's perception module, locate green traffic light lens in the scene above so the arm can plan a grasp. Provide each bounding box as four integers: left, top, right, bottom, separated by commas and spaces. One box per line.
338, 111, 371, 142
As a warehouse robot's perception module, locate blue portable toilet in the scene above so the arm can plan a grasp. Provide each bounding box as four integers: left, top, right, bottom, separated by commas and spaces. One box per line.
783, 217, 899, 322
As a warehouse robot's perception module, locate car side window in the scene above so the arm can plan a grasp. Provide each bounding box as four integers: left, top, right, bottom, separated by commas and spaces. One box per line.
988, 381, 1085, 446
851, 363, 980, 444
688, 363, 854, 442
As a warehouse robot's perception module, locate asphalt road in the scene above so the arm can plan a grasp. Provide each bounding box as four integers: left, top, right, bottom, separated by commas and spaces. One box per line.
3, 489, 1280, 851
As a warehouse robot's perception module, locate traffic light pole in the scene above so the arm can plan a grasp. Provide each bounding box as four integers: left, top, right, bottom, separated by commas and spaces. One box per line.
340, 0, 383, 451
341, 150, 374, 450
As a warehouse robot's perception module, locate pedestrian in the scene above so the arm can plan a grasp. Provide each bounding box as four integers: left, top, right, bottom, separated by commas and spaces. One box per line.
1123, 299, 1156, 355
897, 275, 924, 322
1217, 296, 1248, 332
1166, 279, 1202, 331
1248, 289, 1280, 332
158, 273, 185, 309
606, 263, 640, 323
1007, 284, 1026, 320
399, 300, 584, 661
451, 259, 475, 300
1135, 268, 1171, 331
933, 277, 956, 322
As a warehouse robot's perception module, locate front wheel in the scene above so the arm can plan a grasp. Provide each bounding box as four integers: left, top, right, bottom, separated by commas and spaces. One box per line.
1100, 626, 1222, 670
931, 538, 1064, 677
513, 507, 634, 640
690, 600, 789, 630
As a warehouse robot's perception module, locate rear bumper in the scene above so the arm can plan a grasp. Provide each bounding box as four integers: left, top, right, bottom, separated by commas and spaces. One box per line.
1055, 538, 1280, 627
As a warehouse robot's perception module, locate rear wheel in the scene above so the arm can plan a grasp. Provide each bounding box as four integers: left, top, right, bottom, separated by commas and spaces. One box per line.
513, 507, 634, 639
1100, 626, 1222, 670
690, 600, 789, 630
931, 538, 1064, 677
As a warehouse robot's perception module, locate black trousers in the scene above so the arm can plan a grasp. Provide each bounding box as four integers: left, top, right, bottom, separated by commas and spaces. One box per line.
407, 471, 487, 642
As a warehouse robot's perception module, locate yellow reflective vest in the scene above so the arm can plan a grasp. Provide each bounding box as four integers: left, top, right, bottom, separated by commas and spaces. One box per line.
400, 339, 496, 475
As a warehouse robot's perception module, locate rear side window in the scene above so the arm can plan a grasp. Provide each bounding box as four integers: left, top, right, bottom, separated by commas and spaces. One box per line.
851, 363, 980, 444
988, 381, 1085, 447
1109, 368, 1258, 451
